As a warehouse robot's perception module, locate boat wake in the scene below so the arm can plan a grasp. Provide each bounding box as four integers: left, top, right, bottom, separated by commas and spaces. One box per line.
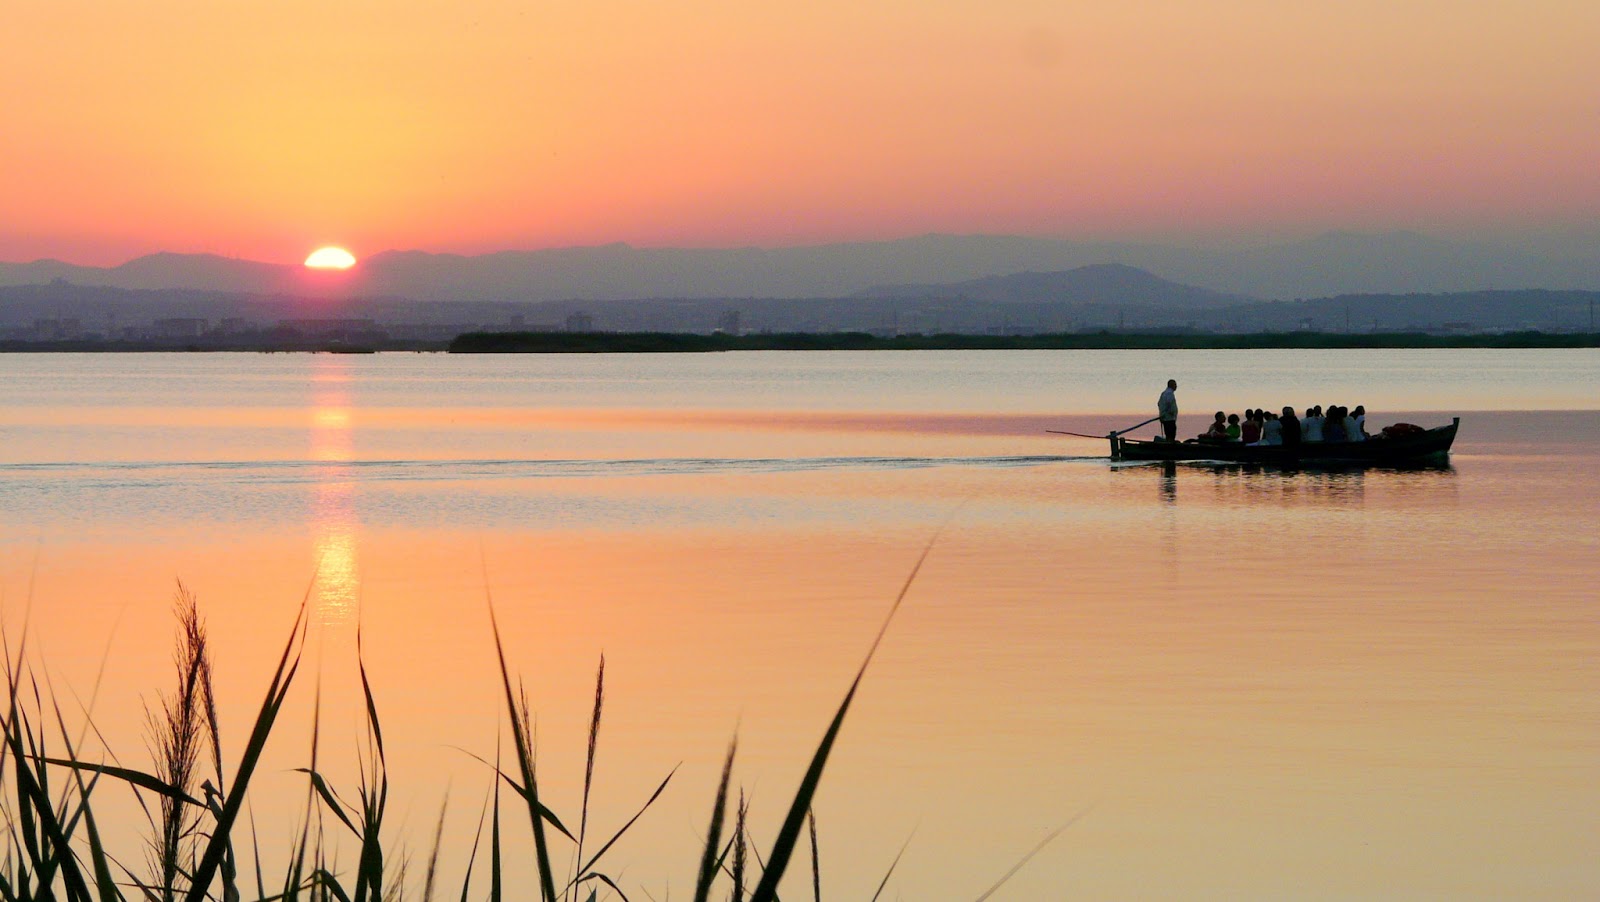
2, 453, 1105, 487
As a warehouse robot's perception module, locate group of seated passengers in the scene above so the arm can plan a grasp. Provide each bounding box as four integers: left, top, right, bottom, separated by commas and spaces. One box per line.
1199, 405, 1368, 445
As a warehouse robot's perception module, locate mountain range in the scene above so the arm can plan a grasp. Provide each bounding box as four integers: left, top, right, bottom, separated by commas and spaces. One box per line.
4, 231, 1598, 302
5, 265, 1594, 337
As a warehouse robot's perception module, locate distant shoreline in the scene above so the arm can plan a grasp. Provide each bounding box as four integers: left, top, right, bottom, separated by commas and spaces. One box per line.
448, 330, 1600, 353
1, 331, 1596, 354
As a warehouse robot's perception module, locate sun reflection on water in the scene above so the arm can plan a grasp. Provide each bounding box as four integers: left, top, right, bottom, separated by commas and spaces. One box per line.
310, 359, 359, 623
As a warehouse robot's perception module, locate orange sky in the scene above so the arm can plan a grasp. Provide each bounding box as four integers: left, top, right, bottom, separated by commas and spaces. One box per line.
4, 1, 1598, 265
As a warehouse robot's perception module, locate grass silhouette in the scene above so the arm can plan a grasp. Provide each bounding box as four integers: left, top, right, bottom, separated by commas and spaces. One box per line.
1, 547, 1065, 901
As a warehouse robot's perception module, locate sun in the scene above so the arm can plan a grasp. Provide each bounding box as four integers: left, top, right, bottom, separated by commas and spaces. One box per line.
304, 246, 357, 269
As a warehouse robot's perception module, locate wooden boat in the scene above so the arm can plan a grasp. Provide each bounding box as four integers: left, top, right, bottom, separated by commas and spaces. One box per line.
1110, 418, 1459, 464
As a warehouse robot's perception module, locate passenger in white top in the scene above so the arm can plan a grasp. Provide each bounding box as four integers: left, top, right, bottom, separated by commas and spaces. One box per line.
1258, 415, 1283, 446
1302, 406, 1324, 442
1349, 405, 1368, 441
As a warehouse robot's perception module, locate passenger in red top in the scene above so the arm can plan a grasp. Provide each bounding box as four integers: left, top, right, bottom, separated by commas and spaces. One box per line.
1241, 410, 1262, 444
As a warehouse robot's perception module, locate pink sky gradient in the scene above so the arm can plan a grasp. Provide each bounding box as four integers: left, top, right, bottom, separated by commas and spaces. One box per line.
4, 1, 1597, 265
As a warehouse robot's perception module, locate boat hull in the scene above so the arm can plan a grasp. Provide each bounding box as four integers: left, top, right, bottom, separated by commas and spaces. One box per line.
1111, 418, 1459, 464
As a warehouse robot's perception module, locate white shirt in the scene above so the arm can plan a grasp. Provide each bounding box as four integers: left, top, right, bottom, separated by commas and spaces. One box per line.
1157, 388, 1178, 420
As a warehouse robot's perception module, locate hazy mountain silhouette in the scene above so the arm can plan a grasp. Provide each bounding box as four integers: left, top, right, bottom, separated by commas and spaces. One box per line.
3, 232, 1597, 301
111, 252, 302, 293
0, 253, 302, 294
857, 263, 1245, 308
1186, 230, 1596, 297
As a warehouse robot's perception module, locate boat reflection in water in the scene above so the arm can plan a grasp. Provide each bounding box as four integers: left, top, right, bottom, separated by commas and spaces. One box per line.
1126, 456, 1456, 508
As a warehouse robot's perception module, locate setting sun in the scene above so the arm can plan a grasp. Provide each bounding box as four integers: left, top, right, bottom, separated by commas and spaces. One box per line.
304, 246, 357, 269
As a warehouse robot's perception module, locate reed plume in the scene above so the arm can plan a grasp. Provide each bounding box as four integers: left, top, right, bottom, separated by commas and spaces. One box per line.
147, 583, 215, 902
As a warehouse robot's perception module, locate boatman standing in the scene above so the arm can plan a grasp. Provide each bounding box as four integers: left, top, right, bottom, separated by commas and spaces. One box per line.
1157, 379, 1179, 441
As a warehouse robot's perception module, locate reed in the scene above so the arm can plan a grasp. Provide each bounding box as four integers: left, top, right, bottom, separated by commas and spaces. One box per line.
149, 585, 211, 902
0, 554, 1063, 902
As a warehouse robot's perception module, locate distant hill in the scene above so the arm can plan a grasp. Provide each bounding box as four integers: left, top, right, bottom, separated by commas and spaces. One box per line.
0, 253, 304, 295
857, 263, 1245, 308
1192, 230, 1595, 298
4, 232, 1597, 301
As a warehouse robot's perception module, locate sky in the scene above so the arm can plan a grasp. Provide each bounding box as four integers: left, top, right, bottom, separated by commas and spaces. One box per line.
4, 1, 1598, 266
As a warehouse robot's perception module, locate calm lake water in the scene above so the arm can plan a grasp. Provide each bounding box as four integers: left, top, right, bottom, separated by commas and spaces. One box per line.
1, 349, 1597, 899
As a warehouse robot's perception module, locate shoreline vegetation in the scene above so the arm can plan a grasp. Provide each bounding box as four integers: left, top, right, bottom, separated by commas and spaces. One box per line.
447, 330, 1600, 353
1, 330, 1596, 354
2, 564, 1058, 901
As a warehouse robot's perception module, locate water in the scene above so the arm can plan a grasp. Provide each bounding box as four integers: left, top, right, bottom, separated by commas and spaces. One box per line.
1, 350, 1596, 899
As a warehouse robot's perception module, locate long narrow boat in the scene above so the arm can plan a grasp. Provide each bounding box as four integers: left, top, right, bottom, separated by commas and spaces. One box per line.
1110, 418, 1459, 464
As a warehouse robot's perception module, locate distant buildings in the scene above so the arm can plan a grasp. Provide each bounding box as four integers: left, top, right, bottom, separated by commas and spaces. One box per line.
275, 318, 385, 342
154, 317, 208, 338
26, 318, 86, 340
385, 322, 490, 341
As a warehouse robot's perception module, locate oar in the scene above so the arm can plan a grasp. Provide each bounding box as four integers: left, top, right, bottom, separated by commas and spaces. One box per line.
1047, 416, 1159, 440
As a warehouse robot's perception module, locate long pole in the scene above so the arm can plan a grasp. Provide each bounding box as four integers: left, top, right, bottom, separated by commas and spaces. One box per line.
1112, 416, 1160, 437
1046, 415, 1161, 440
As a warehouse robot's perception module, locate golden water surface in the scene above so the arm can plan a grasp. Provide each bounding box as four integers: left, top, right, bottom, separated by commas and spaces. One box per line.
1, 351, 1596, 899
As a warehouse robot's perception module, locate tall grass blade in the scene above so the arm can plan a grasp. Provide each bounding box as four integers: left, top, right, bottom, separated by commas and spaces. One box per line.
60, 708, 160, 838
310, 871, 351, 902
6, 701, 94, 902
110, 857, 162, 902
969, 808, 1090, 902
691, 738, 735, 902
572, 765, 677, 878
289, 771, 357, 837
283, 679, 321, 902
729, 791, 747, 902
420, 797, 447, 902
202, 686, 237, 902
867, 831, 915, 902
354, 631, 383, 761
7, 704, 44, 883
485, 604, 557, 902
574, 655, 604, 889
348, 628, 389, 902
488, 758, 502, 902
747, 537, 937, 902
447, 748, 573, 841
44, 697, 118, 902
246, 807, 265, 902
456, 793, 490, 902
182, 601, 307, 902
30, 760, 198, 806
807, 807, 819, 902
349, 666, 387, 902
573, 873, 628, 902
